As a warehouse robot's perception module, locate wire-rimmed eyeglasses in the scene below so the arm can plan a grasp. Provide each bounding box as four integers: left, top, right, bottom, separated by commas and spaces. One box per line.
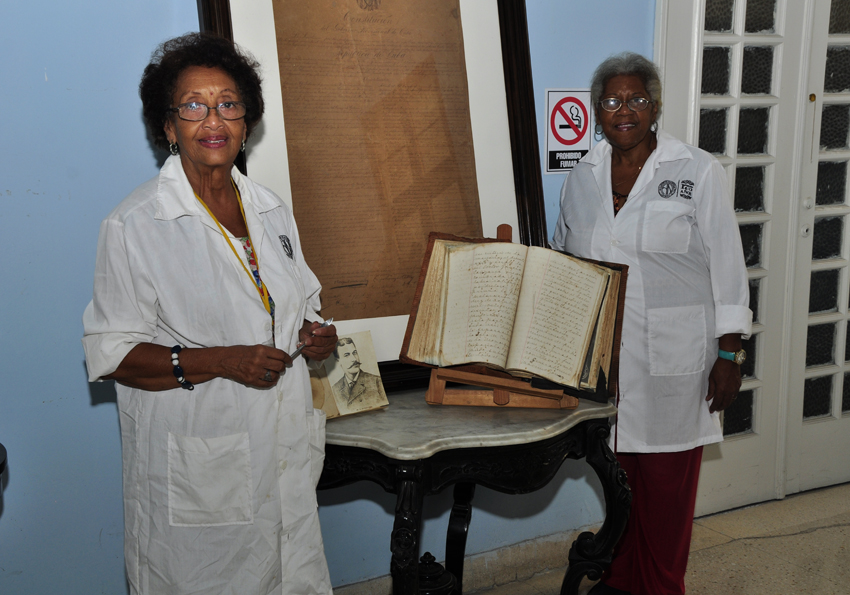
598, 97, 654, 113
168, 101, 247, 121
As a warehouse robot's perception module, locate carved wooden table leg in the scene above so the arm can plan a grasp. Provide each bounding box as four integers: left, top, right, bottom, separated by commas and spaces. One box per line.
390, 462, 425, 594
560, 418, 631, 595
445, 482, 476, 594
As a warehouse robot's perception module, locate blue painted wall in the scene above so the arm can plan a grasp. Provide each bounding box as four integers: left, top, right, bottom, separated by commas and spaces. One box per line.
527, 0, 657, 241
0, 0, 654, 592
0, 1, 198, 593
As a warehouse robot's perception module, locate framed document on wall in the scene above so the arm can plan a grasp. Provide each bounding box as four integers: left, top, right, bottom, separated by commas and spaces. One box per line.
198, 0, 545, 388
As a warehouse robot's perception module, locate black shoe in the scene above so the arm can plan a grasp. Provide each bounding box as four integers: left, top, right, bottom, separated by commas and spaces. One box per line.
588, 581, 632, 595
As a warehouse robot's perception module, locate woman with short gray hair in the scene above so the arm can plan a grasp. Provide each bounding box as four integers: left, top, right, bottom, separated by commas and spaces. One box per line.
552, 52, 751, 595
589, 52, 663, 120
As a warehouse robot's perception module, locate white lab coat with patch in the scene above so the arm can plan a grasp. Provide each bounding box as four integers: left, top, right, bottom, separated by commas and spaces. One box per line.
552, 131, 752, 453
83, 156, 332, 594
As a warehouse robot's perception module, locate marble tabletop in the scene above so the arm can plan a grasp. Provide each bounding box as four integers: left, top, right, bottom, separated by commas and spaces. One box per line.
325, 389, 617, 460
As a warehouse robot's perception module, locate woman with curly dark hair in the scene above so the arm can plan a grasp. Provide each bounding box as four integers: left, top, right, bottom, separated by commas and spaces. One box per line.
83, 33, 337, 594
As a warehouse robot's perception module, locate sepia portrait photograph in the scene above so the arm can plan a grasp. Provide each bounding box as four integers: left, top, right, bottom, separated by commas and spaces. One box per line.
310, 330, 389, 418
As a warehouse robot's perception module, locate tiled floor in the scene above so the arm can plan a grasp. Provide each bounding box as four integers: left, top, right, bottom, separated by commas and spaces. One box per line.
466, 482, 850, 595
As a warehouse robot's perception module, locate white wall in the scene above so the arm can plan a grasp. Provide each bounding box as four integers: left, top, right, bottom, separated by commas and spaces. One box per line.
0, 0, 654, 592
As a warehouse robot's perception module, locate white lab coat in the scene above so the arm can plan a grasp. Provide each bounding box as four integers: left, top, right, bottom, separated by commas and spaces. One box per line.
82, 156, 333, 594
552, 131, 752, 453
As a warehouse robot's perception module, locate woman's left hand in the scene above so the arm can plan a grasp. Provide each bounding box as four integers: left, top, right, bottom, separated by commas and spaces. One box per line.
296, 320, 338, 362
706, 358, 741, 413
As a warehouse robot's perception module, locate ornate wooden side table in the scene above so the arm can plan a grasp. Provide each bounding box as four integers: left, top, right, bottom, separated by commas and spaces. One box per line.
317, 390, 630, 595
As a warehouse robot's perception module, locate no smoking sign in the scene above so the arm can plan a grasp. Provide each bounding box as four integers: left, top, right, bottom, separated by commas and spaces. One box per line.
546, 89, 591, 173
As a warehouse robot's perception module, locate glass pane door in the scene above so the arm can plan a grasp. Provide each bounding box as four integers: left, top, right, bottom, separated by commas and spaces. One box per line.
661, 0, 850, 517
787, 0, 850, 492
700, 0, 779, 441
691, 0, 804, 515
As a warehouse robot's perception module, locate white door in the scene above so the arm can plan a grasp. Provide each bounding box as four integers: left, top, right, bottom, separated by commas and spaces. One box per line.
656, 0, 850, 516
785, 0, 850, 494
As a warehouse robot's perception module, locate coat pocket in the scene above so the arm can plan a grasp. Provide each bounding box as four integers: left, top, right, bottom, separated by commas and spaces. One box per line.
307, 409, 327, 489
641, 201, 695, 254
167, 431, 254, 526
647, 305, 707, 376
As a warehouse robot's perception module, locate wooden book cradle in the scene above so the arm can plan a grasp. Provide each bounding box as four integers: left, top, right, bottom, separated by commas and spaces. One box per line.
425, 366, 579, 409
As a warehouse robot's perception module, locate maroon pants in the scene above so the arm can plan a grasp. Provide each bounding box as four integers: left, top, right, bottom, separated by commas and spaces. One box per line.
603, 447, 703, 595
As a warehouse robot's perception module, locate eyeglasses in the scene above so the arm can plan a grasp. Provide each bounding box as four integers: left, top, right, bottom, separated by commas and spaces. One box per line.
168, 101, 247, 121
598, 97, 653, 113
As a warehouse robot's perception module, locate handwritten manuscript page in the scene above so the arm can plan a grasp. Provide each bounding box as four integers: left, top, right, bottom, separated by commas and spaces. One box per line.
272, 0, 482, 321
507, 247, 608, 386
441, 243, 527, 366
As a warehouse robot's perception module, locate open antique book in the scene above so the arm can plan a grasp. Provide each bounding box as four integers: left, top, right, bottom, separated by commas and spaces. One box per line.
400, 234, 626, 397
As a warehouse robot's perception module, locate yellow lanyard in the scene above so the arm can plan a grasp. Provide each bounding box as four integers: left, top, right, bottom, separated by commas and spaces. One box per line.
195, 181, 272, 316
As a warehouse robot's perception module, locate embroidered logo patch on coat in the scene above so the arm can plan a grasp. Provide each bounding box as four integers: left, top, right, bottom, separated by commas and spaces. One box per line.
679, 180, 694, 200
658, 180, 677, 198
279, 235, 293, 259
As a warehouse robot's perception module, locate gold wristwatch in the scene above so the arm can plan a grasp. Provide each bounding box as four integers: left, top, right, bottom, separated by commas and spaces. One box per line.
718, 348, 746, 365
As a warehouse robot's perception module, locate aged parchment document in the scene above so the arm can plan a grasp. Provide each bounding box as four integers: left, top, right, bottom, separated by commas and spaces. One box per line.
272, 0, 482, 320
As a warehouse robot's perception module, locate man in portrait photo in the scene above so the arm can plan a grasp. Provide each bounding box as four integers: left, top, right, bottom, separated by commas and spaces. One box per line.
331, 337, 386, 408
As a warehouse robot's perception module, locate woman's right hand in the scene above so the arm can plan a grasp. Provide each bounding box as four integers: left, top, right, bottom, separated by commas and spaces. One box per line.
218, 344, 292, 387
106, 343, 293, 391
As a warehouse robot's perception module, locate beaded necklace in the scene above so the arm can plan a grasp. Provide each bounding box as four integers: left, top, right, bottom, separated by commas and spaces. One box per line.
195, 180, 273, 316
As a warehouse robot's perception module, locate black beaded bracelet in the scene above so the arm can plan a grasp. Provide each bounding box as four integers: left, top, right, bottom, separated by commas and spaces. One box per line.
171, 345, 194, 390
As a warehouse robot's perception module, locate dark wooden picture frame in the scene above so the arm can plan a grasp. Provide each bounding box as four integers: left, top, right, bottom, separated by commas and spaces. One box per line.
197, 0, 546, 390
